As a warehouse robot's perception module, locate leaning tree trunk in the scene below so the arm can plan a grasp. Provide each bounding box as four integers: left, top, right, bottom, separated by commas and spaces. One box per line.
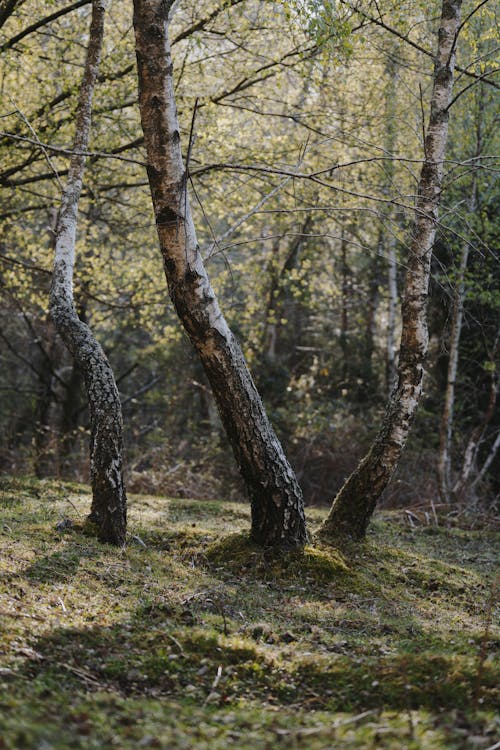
133, 0, 307, 548
318, 0, 463, 541
49, 0, 126, 545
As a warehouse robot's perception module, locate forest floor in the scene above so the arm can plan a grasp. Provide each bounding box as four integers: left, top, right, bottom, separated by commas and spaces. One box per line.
0, 476, 498, 750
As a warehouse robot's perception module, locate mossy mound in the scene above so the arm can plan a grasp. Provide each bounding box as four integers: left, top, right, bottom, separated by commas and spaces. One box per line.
205, 534, 348, 581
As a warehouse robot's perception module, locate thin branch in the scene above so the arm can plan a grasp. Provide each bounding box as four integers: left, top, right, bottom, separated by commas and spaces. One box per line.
339, 0, 500, 89
121, 376, 160, 407
0, 0, 26, 30
0, 132, 146, 166
7, 97, 64, 191
0, 0, 91, 52
171, 0, 245, 45
447, 67, 500, 110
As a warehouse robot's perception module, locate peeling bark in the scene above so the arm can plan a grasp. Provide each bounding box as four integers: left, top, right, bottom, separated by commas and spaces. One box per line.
49, 0, 126, 545
133, 0, 307, 548
318, 0, 463, 541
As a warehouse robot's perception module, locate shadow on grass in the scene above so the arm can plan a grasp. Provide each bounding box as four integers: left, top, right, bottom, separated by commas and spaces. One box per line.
2, 527, 498, 749
7, 599, 497, 715
23, 541, 101, 584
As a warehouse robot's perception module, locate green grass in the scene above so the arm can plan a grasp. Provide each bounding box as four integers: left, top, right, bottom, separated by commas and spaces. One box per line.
0, 475, 498, 749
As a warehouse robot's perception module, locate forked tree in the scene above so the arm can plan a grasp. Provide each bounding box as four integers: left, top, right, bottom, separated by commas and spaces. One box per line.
50, 0, 127, 545
132, 0, 307, 548
318, 0, 463, 541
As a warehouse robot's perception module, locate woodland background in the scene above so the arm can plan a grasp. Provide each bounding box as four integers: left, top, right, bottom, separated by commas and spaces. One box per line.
0, 0, 498, 512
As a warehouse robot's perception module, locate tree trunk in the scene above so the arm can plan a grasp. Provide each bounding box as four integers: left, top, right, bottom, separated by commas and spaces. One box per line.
454, 341, 499, 501
386, 234, 398, 394
49, 0, 126, 545
436, 228, 470, 502
340, 229, 350, 386
383, 57, 399, 396
472, 430, 500, 494
362, 234, 382, 398
318, 0, 463, 541
132, 0, 307, 548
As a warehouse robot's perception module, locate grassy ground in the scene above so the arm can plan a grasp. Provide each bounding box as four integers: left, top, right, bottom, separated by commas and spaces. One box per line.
0, 476, 498, 749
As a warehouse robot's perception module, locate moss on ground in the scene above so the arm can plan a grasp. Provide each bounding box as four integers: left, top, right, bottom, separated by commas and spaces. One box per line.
0, 476, 499, 749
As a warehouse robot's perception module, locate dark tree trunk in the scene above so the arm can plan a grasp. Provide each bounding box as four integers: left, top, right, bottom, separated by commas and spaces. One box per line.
318, 0, 463, 541
49, 0, 126, 545
133, 0, 307, 548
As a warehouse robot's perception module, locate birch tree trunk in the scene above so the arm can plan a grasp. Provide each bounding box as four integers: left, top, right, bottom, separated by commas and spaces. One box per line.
386, 236, 398, 394
49, 0, 127, 545
340, 229, 350, 386
453, 341, 499, 501
472, 429, 500, 493
383, 57, 399, 396
132, 0, 307, 548
318, 0, 463, 541
436, 228, 470, 503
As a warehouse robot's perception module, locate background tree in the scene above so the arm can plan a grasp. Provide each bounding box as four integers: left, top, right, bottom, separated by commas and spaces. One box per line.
0, 0, 497, 518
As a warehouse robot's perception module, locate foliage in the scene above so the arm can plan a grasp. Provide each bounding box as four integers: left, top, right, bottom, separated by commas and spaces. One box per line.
0, 0, 498, 507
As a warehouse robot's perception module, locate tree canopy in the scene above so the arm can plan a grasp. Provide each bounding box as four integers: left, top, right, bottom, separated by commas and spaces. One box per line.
0, 0, 498, 517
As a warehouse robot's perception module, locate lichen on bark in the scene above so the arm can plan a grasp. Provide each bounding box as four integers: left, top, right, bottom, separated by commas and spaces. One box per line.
49, 0, 127, 546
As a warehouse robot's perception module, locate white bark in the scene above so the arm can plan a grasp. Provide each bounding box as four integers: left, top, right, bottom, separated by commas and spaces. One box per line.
438, 79, 492, 505
49, 0, 127, 545
384, 58, 399, 395
454, 349, 499, 500
473, 430, 500, 491
387, 237, 398, 393
319, 0, 463, 540
437, 229, 471, 502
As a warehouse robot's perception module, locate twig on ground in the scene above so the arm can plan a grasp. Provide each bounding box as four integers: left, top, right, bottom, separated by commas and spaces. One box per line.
203, 665, 223, 705
166, 633, 184, 656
